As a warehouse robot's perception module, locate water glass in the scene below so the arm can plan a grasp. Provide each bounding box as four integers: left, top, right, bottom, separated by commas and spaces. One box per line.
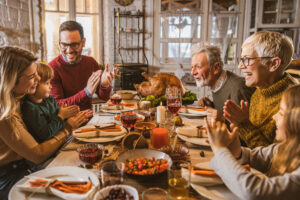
100, 160, 124, 187
168, 161, 191, 200
142, 187, 168, 200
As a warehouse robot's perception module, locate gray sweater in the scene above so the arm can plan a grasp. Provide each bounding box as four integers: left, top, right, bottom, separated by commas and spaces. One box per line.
210, 144, 300, 200
212, 71, 255, 115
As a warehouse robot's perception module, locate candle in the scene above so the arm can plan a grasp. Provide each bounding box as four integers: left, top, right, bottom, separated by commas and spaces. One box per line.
151, 128, 168, 149
156, 105, 166, 124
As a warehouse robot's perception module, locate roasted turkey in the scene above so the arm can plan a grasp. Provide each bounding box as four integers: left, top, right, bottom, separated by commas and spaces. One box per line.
134, 72, 183, 97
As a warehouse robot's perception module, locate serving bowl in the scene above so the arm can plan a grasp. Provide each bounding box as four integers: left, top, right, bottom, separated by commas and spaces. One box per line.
134, 121, 156, 138
116, 149, 172, 177
77, 144, 104, 164
117, 90, 137, 100
93, 185, 138, 200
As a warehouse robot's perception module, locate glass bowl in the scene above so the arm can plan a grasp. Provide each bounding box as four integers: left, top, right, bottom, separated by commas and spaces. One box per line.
77, 144, 104, 164
160, 144, 189, 161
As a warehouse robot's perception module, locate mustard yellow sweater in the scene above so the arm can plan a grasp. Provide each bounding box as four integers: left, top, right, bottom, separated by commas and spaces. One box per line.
238, 73, 297, 148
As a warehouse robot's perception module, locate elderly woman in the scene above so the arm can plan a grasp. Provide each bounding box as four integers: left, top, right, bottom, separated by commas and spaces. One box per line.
223, 31, 298, 148
0, 47, 91, 199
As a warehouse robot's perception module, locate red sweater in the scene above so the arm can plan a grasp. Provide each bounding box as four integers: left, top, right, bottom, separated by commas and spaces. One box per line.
49, 55, 111, 110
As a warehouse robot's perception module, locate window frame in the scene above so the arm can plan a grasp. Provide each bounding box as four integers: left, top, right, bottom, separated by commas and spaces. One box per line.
153, 0, 245, 74
43, 0, 103, 63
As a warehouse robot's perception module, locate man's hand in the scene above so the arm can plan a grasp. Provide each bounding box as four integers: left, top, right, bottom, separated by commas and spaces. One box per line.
223, 100, 249, 125
101, 64, 119, 88
198, 97, 213, 107
206, 107, 224, 123
86, 70, 102, 95
204, 118, 239, 154
58, 104, 79, 120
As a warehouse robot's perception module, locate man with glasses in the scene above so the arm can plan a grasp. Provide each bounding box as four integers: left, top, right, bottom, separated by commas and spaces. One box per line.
191, 45, 254, 123
49, 21, 117, 110
223, 31, 298, 148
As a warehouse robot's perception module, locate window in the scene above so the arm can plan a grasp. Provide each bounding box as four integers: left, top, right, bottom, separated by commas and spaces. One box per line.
157, 0, 244, 68
160, 0, 202, 64
44, 0, 100, 62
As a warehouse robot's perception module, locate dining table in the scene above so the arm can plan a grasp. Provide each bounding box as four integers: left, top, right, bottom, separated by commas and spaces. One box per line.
14, 101, 240, 200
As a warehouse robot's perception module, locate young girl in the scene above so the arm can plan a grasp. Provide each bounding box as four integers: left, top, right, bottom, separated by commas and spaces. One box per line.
205, 84, 300, 199
22, 63, 80, 142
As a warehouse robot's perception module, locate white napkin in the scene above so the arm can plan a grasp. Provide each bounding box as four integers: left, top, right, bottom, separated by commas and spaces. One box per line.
73, 125, 126, 138
176, 127, 208, 138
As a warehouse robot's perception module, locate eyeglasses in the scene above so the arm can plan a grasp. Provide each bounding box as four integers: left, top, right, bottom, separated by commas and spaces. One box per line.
59, 40, 83, 50
237, 57, 273, 66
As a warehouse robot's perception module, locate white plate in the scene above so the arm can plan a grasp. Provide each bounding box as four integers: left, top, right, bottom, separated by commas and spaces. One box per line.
93, 185, 138, 200
75, 134, 126, 143
191, 184, 239, 200
191, 162, 223, 186
73, 125, 127, 143
101, 104, 136, 114
9, 166, 99, 200
179, 108, 206, 117
177, 133, 210, 147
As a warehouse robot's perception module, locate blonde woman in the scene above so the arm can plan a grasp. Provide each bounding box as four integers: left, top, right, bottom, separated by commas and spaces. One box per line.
206, 84, 300, 200
0, 47, 91, 199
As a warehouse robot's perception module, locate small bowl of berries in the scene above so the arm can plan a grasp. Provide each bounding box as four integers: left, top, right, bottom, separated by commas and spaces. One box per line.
77, 144, 104, 164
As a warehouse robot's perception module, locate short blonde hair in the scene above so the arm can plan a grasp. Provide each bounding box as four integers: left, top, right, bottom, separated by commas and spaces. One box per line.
37, 63, 53, 83
191, 44, 224, 68
242, 31, 294, 70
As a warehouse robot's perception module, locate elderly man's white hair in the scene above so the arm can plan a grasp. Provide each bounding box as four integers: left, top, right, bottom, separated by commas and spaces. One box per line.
191, 43, 224, 68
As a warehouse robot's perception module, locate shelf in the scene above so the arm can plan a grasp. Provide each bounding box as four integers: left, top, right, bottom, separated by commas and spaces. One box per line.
119, 30, 144, 33
115, 13, 144, 18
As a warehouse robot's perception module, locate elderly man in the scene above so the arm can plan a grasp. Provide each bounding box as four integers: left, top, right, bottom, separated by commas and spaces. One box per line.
191, 45, 254, 122
49, 21, 117, 110
223, 31, 298, 148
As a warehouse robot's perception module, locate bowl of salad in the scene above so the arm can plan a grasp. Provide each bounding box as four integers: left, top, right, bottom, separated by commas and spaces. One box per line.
116, 149, 172, 177
117, 90, 137, 100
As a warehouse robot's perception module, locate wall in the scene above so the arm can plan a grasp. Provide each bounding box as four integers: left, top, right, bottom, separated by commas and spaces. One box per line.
0, 0, 42, 58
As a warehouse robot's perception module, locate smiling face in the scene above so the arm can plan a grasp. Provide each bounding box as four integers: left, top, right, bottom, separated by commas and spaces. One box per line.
273, 97, 287, 142
191, 52, 215, 87
239, 47, 272, 88
13, 63, 40, 96
60, 30, 86, 64
34, 79, 52, 100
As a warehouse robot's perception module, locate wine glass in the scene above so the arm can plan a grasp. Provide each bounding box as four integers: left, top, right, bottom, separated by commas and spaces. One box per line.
110, 91, 122, 109
120, 111, 138, 131
166, 88, 182, 135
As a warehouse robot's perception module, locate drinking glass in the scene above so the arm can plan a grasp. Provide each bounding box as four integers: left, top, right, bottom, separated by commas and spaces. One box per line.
120, 111, 138, 131
168, 161, 191, 200
100, 160, 124, 187
110, 91, 122, 109
166, 88, 182, 117
142, 187, 168, 200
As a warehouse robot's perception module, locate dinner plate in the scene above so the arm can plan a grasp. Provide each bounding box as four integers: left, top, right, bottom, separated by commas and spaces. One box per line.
101, 104, 135, 114
191, 184, 239, 200
191, 162, 223, 186
177, 133, 210, 147
9, 166, 99, 200
73, 125, 127, 143
179, 108, 206, 117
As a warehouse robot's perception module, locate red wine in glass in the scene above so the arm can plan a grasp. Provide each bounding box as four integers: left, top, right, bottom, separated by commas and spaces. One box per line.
111, 96, 122, 105
121, 114, 137, 128
168, 103, 182, 114
168, 97, 178, 104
